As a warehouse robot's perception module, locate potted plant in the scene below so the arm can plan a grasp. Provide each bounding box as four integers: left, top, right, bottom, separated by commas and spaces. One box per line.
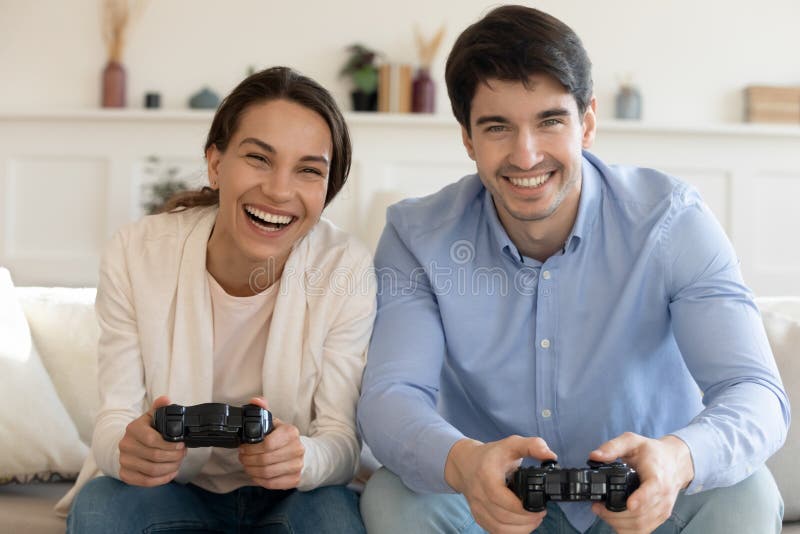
340, 44, 379, 112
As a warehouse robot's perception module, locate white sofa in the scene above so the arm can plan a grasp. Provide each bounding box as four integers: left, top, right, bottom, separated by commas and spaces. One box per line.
1, 279, 798, 532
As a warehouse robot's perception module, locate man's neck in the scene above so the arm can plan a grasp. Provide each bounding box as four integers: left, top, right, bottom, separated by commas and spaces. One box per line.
495, 186, 581, 263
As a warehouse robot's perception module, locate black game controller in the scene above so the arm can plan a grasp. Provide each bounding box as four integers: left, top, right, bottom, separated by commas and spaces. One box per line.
508, 460, 640, 512
153, 403, 273, 448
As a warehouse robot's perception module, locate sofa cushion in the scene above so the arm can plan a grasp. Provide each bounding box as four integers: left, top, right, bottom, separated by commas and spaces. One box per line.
759, 305, 800, 521
0, 268, 88, 485
16, 287, 99, 445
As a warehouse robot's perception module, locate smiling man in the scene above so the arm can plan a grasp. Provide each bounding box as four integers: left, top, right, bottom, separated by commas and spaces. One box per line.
357, 5, 789, 534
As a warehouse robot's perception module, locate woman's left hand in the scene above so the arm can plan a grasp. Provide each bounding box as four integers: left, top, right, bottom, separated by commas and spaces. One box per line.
238, 397, 305, 490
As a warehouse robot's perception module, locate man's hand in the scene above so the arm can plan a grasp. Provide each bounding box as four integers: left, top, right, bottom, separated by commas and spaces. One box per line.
444, 435, 557, 534
589, 432, 694, 534
238, 397, 305, 490
118, 395, 187, 487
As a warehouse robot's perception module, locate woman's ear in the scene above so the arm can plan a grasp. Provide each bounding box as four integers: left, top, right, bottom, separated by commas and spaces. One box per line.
206, 145, 222, 189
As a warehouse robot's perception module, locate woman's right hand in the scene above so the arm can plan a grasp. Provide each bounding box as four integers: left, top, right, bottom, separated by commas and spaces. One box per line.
118, 395, 187, 487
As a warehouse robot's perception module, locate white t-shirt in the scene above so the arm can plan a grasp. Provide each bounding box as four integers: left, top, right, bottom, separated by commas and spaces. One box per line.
191, 271, 278, 494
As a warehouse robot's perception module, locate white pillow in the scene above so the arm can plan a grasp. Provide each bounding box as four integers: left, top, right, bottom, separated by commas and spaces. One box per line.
0, 268, 88, 484
761, 308, 800, 521
16, 287, 99, 445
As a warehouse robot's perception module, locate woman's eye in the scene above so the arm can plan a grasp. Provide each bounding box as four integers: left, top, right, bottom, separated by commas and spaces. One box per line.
247, 154, 268, 163
301, 167, 324, 176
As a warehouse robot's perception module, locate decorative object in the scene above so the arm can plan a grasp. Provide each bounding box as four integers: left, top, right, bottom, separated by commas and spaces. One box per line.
188, 87, 220, 109
144, 91, 161, 108
744, 86, 800, 124
340, 44, 379, 112
412, 25, 445, 113
100, 0, 146, 108
141, 156, 188, 214
378, 63, 413, 113
614, 77, 642, 120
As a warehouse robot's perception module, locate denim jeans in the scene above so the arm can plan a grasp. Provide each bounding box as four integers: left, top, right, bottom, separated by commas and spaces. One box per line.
67, 476, 365, 534
360, 465, 783, 534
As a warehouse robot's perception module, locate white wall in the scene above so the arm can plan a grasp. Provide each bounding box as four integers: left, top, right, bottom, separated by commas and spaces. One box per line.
1, 0, 799, 123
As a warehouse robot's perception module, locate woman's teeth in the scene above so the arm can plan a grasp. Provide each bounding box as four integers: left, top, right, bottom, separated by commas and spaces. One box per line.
507, 172, 552, 188
244, 205, 294, 231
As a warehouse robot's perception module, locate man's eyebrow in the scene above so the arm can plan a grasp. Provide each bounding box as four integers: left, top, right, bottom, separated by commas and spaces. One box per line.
474, 115, 511, 126
537, 108, 570, 120
240, 137, 329, 166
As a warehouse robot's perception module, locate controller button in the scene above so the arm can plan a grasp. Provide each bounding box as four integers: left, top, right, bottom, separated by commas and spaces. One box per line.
166, 421, 183, 438
245, 422, 262, 438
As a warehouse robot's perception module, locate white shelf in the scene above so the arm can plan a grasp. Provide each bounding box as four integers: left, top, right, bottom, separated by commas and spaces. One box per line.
1, 109, 799, 137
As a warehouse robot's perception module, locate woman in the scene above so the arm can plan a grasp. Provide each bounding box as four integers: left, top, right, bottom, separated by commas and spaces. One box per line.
61, 67, 375, 533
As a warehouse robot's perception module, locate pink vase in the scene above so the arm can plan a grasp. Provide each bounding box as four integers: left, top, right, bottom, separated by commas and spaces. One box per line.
412, 68, 435, 113
102, 61, 126, 108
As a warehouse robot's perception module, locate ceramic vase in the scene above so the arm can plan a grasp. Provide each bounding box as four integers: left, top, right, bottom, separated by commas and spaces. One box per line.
412, 68, 435, 113
101, 61, 126, 108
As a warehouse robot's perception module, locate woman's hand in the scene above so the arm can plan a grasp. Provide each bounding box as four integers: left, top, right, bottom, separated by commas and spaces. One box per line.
118, 395, 187, 487
239, 397, 305, 489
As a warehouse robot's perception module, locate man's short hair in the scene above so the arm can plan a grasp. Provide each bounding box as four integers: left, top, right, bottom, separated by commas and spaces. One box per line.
445, 5, 593, 134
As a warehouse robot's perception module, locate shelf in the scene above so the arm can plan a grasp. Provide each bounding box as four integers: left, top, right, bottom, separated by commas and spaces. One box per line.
1, 109, 799, 137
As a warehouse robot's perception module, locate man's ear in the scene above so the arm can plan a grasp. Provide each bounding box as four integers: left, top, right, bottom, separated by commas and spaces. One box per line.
581, 97, 598, 149
206, 144, 222, 189
461, 125, 476, 161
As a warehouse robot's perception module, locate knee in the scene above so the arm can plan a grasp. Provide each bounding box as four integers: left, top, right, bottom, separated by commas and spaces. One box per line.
360, 468, 477, 534
67, 476, 126, 532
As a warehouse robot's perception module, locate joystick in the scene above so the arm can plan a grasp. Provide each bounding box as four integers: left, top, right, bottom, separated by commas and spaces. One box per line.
153, 403, 272, 448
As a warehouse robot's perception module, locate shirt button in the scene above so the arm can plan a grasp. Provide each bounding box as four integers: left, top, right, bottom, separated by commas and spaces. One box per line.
540, 339, 550, 349
542, 288, 551, 297
542, 270, 551, 280
541, 409, 552, 418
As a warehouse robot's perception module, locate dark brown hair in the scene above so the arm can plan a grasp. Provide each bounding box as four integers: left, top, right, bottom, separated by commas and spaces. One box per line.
445, 5, 593, 135
161, 66, 351, 212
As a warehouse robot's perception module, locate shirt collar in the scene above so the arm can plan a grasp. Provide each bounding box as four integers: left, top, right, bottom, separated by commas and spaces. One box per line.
482, 150, 604, 261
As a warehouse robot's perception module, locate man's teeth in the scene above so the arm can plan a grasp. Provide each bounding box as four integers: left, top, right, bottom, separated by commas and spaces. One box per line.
245, 205, 293, 225
507, 172, 552, 188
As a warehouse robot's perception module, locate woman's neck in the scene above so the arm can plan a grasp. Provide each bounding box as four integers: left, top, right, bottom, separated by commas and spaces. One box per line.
206, 227, 288, 297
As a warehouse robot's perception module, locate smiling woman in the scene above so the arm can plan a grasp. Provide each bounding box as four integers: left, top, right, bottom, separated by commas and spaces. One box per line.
61, 67, 374, 534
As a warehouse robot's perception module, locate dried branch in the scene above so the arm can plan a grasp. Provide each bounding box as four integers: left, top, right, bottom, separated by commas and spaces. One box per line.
415, 24, 446, 69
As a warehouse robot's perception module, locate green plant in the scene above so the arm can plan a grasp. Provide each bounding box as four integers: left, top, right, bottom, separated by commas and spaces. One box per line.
141, 156, 189, 214
339, 44, 379, 94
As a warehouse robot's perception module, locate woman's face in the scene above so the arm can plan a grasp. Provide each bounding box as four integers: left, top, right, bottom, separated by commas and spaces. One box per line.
207, 99, 331, 265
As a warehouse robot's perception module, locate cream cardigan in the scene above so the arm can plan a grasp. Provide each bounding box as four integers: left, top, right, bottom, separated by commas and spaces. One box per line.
56, 206, 376, 515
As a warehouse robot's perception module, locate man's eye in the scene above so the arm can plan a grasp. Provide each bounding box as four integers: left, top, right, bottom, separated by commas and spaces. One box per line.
486, 125, 508, 133
541, 119, 562, 127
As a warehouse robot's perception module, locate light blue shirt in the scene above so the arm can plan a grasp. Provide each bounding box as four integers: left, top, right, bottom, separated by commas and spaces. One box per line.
357, 151, 790, 532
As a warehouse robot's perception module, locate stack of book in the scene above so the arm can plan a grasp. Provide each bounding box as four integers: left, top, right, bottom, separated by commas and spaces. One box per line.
744, 86, 800, 124
378, 63, 413, 113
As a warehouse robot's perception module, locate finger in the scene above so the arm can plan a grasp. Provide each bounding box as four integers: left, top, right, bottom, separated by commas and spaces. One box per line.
147, 395, 172, 418
239, 442, 304, 466
120, 434, 187, 462
251, 473, 301, 490
240, 421, 300, 455
132, 420, 187, 451
246, 396, 269, 411
243, 457, 304, 481
590, 431, 643, 463
119, 466, 178, 488
504, 436, 557, 463
119, 453, 183, 478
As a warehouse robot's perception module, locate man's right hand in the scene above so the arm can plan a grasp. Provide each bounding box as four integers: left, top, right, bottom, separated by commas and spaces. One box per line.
118, 395, 187, 487
444, 435, 557, 534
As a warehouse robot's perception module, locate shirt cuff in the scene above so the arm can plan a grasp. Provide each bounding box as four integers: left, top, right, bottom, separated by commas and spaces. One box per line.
407, 423, 465, 493
669, 423, 721, 495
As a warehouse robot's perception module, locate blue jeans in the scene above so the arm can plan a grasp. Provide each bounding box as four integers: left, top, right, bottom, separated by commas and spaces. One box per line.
360, 466, 783, 533
67, 476, 365, 534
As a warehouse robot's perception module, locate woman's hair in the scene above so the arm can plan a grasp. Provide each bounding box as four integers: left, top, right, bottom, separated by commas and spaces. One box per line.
445, 5, 593, 135
161, 66, 351, 212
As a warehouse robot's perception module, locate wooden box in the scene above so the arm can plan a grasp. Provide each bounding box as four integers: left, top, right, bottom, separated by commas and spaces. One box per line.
745, 86, 800, 124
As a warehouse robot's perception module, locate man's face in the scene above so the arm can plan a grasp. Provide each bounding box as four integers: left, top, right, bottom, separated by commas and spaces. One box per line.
462, 75, 596, 231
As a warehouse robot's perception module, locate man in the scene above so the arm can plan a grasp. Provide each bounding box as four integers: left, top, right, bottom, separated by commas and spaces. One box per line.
357, 5, 789, 534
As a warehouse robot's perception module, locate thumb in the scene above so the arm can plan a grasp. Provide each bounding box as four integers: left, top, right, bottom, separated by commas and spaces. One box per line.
148, 395, 172, 418
247, 396, 269, 411
507, 436, 557, 462
590, 432, 642, 462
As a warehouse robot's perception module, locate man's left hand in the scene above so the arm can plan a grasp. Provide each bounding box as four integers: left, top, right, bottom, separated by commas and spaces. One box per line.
589, 432, 694, 534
